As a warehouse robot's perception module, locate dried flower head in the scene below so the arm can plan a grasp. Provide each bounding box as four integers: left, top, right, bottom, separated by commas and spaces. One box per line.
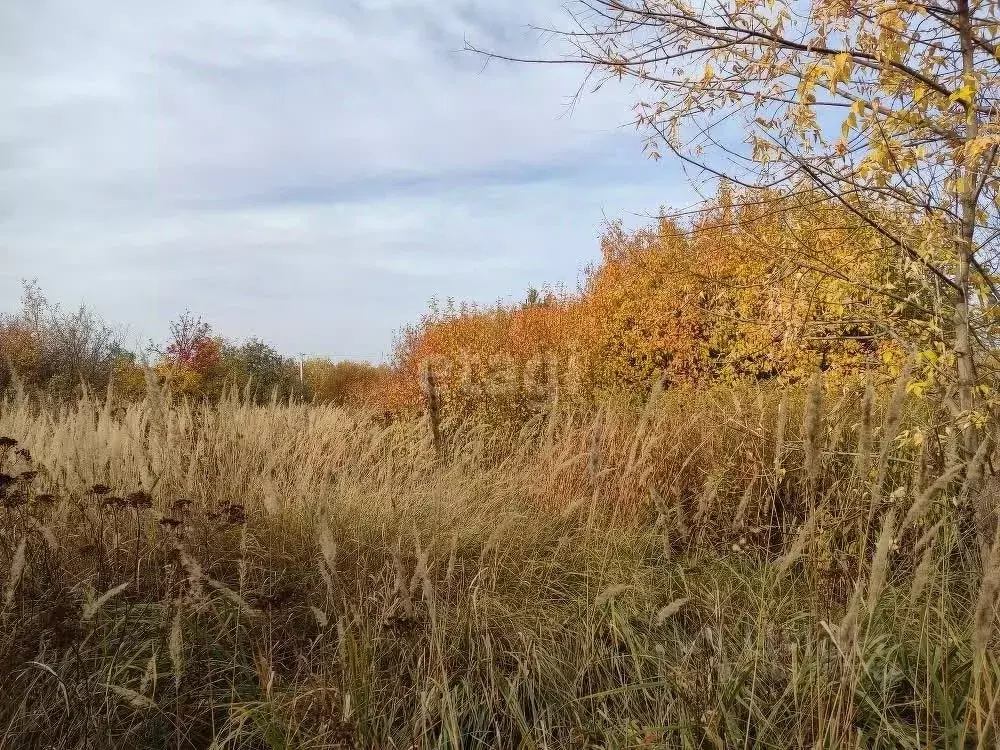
2, 491, 27, 509
158, 517, 184, 531
252, 586, 295, 611
383, 613, 420, 637
222, 503, 246, 524
125, 491, 153, 509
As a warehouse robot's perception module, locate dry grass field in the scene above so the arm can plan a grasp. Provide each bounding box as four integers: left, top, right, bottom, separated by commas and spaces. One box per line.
0, 376, 998, 748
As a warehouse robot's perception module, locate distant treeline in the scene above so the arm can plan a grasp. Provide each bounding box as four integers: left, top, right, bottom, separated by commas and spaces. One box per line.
0, 282, 391, 407
3, 187, 943, 412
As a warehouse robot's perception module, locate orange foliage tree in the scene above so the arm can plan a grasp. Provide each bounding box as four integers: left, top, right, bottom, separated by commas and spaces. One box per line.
392, 294, 583, 417
154, 312, 224, 400
686, 187, 923, 383
302, 358, 398, 409
389, 187, 930, 412
0, 281, 129, 396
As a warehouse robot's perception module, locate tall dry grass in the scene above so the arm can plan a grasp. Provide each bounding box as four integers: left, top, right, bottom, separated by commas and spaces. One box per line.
0, 376, 998, 748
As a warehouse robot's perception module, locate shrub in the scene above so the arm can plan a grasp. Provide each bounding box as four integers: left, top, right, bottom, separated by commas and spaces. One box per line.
302, 358, 393, 407
0, 280, 127, 396
389, 188, 927, 415
219, 338, 305, 404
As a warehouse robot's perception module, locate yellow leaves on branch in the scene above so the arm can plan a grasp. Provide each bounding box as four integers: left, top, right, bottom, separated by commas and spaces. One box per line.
948, 75, 978, 110
828, 52, 853, 91
810, 52, 853, 96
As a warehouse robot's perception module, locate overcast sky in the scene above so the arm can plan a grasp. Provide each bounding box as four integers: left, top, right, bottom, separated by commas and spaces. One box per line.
1, 0, 689, 362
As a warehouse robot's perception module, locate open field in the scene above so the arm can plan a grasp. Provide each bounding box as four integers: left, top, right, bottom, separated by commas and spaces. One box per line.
5, 0, 1000, 747
0, 379, 998, 749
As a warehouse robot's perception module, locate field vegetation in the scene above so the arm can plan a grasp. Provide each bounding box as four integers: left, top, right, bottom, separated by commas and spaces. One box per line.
0, 368, 998, 748
2, 185, 998, 750
4, 0, 1000, 745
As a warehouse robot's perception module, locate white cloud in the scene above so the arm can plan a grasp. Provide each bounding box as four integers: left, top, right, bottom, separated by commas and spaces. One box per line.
0, 0, 688, 360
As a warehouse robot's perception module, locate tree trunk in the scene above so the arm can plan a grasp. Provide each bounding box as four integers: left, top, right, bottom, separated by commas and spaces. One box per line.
955, 0, 992, 555
955, 0, 979, 458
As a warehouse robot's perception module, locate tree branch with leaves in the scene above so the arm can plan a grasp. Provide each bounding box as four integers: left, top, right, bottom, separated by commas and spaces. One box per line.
472, 0, 1000, 451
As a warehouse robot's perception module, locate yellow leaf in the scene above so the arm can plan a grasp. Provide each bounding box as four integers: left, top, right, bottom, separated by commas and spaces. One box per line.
828, 52, 852, 91
841, 110, 857, 139
949, 83, 975, 108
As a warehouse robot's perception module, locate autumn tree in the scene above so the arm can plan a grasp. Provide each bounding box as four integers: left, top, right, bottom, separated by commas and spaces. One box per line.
576, 185, 919, 389
391, 294, 580, 414
688, 186, 923, 380
476, 0, 1000, 450
388, 187, 909, 412
0, 280, 126, 395
157, 311, 223, 399
303, 358, 393, 407
581, 217, 708, 390
163, 311, 213, 368
218, 338, 304, 403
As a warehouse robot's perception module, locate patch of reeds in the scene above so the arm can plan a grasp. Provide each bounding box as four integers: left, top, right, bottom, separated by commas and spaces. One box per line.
0, 376, 997, 748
